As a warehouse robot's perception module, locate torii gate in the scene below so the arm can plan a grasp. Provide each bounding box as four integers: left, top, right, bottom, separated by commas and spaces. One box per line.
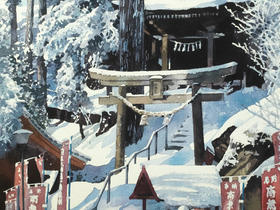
89, 61, 237, 168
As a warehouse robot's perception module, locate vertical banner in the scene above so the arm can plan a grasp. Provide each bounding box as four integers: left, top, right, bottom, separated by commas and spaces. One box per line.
5, 186, 18, 210
23, 160, 29, 210
262, 167, 280, 210
14, 162, 22, 186
272, 131, 280, 164
25, 184, 46, 210
221, 180, 240, 210
35, 154, 44, 182
57, 140, 70, 210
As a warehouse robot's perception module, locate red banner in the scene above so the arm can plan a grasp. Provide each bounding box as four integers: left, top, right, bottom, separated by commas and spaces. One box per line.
5, 186, 18, 210
14, 162, 21, 186
57, 140, 70, 210
221, 180, 240, 210
25, 184, 46, 210
262, 167, 280, 210
272, 131, 280, 164
35, 154, 44, 182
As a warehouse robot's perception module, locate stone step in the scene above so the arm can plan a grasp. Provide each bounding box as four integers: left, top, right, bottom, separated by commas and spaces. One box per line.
170, 140, 187, 143
166, 145, 184, 151
177, 129, 189, 133
173, 133, 188, 138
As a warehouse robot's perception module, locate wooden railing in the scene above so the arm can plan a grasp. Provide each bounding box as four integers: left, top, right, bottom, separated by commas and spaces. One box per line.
93, 114, 174, 210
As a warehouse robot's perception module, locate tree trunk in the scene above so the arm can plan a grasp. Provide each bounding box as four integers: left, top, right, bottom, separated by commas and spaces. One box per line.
25, 0, 34, 69
8, 0, 18, 48
37, 0, 47, 108
25, 0, 34, 47
119, 0, 145, 163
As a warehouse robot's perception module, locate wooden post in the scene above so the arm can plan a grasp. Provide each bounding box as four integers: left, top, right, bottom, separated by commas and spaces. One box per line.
107, 175, 111, 203
155, 132, 158, 154
115, 86, 127, 168
207, 32, 214, 67
151, 39, 156, 57
161, 34, 168, 70
142, 199, 146, 210
192, 83, 205, 165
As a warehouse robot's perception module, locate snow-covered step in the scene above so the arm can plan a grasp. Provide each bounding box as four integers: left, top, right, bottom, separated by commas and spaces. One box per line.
173, 133, 188, 138
170, 140, 187, 143
177, 129, 189, 133
166, 145, 184, 151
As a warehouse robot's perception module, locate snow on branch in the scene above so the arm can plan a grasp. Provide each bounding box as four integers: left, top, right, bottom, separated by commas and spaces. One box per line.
228, 0, 280, 129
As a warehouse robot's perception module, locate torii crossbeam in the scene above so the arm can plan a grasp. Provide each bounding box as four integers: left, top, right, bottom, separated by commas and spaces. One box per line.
89, 62, 237, 168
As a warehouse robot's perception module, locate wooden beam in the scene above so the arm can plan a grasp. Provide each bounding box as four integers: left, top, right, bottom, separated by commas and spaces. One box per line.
161, 34, 168, 70
89, 62, 237, 87
168, 35, 224, 40
148, 20, 165, 35
99, 92, 223, 105
192, 84, 205, 165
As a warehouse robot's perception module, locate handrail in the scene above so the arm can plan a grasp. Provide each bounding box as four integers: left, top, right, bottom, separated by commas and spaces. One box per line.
93, 114, 175, 210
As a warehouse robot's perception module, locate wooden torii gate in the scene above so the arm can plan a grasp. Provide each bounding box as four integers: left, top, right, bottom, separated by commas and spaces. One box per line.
89, 62, 237, 168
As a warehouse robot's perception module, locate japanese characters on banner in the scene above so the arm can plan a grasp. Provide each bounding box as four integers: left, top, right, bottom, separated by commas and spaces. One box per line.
14, 162, 22, 186
35, 154, 44, 182
272, 131, 280, 164
14, 161, 29, 210
57, 140, 70, 210
5, 186, 18, 210
221, 180, 240, 210
262, 167, 280, 210
25, 184, 46, 210
172, 40, 202, 53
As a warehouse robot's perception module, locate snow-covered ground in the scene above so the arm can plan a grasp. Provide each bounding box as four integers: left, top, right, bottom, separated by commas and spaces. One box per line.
45, 85, 269, 209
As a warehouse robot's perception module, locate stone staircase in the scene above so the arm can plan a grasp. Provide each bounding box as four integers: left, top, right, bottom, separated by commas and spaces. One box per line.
166, 124, 189, 151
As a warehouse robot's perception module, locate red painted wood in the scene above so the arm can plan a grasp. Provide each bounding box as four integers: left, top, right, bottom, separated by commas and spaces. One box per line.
129, 165, 162, 201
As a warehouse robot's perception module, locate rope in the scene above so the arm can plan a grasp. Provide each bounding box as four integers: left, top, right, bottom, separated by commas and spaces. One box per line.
114, 86, 199, 118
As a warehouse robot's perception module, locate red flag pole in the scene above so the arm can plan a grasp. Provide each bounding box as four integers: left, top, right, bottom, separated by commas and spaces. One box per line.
68, 137, 72, 210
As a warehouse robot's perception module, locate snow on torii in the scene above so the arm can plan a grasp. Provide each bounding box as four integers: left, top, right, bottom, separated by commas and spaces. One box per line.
89, 62, 237, 168
112, 0, 248, 10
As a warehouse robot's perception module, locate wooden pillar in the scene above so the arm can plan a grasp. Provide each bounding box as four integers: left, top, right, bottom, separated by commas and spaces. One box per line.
161, 34, 168, 70
192, 83, 205, 165
207, 31, 214, 67
151, 39, 156, 57
115, 86, 127, 168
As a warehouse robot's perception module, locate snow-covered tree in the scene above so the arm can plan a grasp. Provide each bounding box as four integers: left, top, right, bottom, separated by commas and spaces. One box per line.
228, 0, 280, 130
34, 0, 118, 113
0, 1, 23, 157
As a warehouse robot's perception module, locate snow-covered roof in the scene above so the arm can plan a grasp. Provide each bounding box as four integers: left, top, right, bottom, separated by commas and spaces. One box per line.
23, 110, 91, 163
112, 0, 248, 11
145, 165, 221, 208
